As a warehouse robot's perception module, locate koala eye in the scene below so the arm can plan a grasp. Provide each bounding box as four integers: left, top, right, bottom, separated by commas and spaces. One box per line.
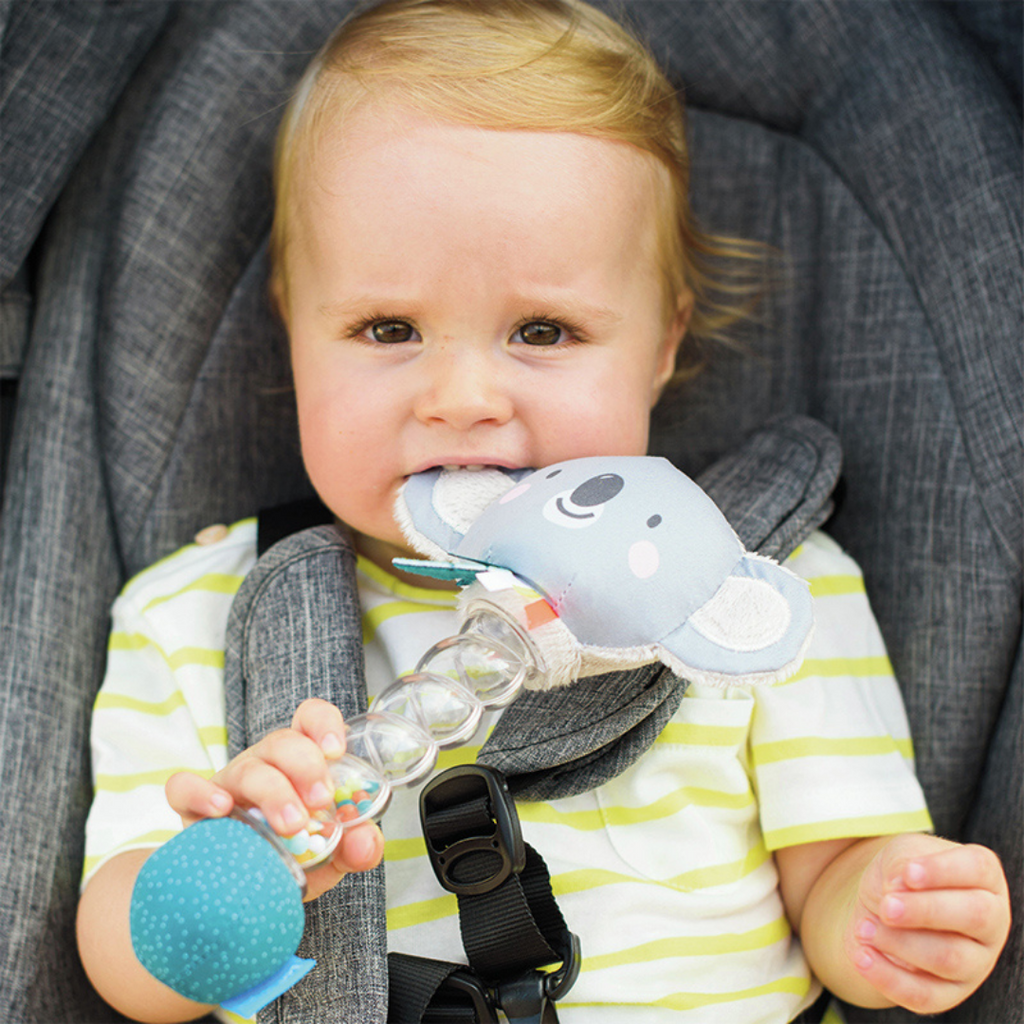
542, 473, 624, 530
569, 474, 624, 507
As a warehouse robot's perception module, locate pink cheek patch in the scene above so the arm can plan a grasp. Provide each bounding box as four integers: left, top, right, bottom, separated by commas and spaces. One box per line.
628, 540, 659, 579
500, 482, 531, 504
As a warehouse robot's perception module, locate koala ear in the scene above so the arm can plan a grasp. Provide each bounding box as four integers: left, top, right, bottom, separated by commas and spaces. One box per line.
395, 467, 526, 560
657, 553, 813, 687
395, 469, 462, 559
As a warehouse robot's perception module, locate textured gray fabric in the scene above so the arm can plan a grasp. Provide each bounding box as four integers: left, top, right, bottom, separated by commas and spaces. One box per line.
0, 6, 343, 1020
224, 527, 387, 1024
0, 1, 1019, 1021
941, 0, 1022, 109
0, 0, 171, 374
222, 418, 839, 1019
694, 415, 842, 562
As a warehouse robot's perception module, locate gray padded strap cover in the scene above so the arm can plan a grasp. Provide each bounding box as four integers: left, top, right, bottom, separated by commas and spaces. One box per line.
224, 528, 387, 1024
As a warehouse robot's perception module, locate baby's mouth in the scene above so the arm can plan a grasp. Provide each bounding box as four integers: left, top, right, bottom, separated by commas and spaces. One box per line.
407, 462, 525, 479
434, 462, 524, 475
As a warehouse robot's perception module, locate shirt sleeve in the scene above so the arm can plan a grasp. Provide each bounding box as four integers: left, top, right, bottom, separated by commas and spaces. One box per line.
81, 524, 253, 889
750, 533, 933, 850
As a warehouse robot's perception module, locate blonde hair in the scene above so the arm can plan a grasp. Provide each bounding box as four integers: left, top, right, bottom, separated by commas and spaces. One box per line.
271, 0, 764, 380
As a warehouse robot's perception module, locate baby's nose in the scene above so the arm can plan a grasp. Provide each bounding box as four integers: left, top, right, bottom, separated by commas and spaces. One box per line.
414, 347, 513, 430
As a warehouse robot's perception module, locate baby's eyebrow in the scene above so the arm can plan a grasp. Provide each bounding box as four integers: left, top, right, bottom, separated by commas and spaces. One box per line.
507, 295, 627, 331
315, 296, 624, 326
572, 303, 623, 327
317, 298, 386, 320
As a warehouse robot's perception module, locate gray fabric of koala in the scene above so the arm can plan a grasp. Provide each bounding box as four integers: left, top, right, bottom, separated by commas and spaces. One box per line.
221, 416, 839, 1020
480, 415, 840, 800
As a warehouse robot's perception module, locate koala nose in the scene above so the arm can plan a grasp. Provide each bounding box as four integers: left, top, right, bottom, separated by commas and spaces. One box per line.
570, 474, 625, 507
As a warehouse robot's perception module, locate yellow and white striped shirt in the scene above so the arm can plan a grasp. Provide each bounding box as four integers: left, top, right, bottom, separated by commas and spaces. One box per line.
84, 520, 929, 1023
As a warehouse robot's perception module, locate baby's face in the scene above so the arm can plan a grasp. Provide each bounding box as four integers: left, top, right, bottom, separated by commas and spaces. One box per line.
282, 104, 688, 569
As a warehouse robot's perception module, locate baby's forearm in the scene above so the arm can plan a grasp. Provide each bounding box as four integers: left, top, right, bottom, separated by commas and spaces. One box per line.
796, 835, 897, 1008
76, 849, 215, 1023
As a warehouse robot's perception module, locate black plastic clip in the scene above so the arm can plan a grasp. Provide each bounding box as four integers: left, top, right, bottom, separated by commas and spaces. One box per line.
438, 933, 581, 1024
494, 933, 582, 1024
420, 764, 526, 897
442, 969, 500, 1023
419, 766, 581, 1022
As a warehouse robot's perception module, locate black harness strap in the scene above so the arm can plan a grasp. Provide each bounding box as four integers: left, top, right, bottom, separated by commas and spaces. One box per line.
388, 954, 497, 1024
388, 766, 580, 1024
256, 496, 332, 557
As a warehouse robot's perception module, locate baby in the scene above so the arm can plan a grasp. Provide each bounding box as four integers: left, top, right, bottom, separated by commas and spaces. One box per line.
76, 2, 1009, 1022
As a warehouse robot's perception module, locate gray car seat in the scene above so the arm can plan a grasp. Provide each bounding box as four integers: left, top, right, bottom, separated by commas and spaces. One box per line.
0, 2, 1019, 1021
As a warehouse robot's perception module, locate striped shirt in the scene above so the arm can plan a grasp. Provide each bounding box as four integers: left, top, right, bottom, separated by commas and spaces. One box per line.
84, 520, 929, 1023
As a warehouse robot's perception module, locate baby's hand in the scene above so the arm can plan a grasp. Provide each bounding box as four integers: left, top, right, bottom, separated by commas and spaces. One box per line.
165, 698, 383, 901
847, 833, 1010, 1013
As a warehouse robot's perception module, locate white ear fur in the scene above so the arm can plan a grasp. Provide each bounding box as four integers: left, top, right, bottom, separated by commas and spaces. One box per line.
393, 491, 450, 561
431, 469, 517, 535
395, 468, 519, 560
687, 575, 793, 652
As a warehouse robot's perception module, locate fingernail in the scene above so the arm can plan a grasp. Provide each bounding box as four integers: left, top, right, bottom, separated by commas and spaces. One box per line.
348, 827, 379, 866
282, 803, 305, 830
321, 733, 344, 758
882, 894, 905, 921
309, 781, 331, 806
855, 950, 874, 971
209, 792, 232, 814
905, 861, 926, 886
855, 918, 877, 941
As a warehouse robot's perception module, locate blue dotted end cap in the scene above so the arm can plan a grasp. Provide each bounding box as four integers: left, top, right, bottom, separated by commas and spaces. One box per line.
130, 817, 305, 1005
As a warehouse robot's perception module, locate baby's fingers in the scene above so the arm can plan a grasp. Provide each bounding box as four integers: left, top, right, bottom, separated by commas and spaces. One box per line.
333, 821, 385, 874
852, 943, 966, 1015
900, 844, 1008, 899
166, 771, 233, 826
299, 822, 385, 903
858, 918, 989, 985
218, 742, 330, 837
879, 886, 1007, 946
291, 698, 346, 760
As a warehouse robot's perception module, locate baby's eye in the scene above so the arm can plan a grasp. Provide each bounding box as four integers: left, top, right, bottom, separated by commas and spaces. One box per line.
513, 321, 566, 346
369, 320, 418, 344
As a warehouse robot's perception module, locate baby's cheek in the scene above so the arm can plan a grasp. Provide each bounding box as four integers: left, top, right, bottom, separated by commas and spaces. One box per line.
556, 406, 649, 459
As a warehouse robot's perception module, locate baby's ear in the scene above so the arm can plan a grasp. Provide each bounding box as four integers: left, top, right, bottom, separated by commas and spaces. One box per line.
656, 553, 813, 687
651, 291, 694, 402
269, 268, 289, 325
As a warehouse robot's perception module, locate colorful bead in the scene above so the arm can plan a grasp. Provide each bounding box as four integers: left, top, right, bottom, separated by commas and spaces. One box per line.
281, 832, 309, 855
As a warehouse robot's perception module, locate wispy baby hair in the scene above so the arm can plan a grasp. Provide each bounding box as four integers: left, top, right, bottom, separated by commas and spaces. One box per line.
271, 0, 764, 378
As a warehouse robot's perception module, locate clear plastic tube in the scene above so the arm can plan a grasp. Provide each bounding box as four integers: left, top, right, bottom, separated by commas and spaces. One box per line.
275, 605, 542, 870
